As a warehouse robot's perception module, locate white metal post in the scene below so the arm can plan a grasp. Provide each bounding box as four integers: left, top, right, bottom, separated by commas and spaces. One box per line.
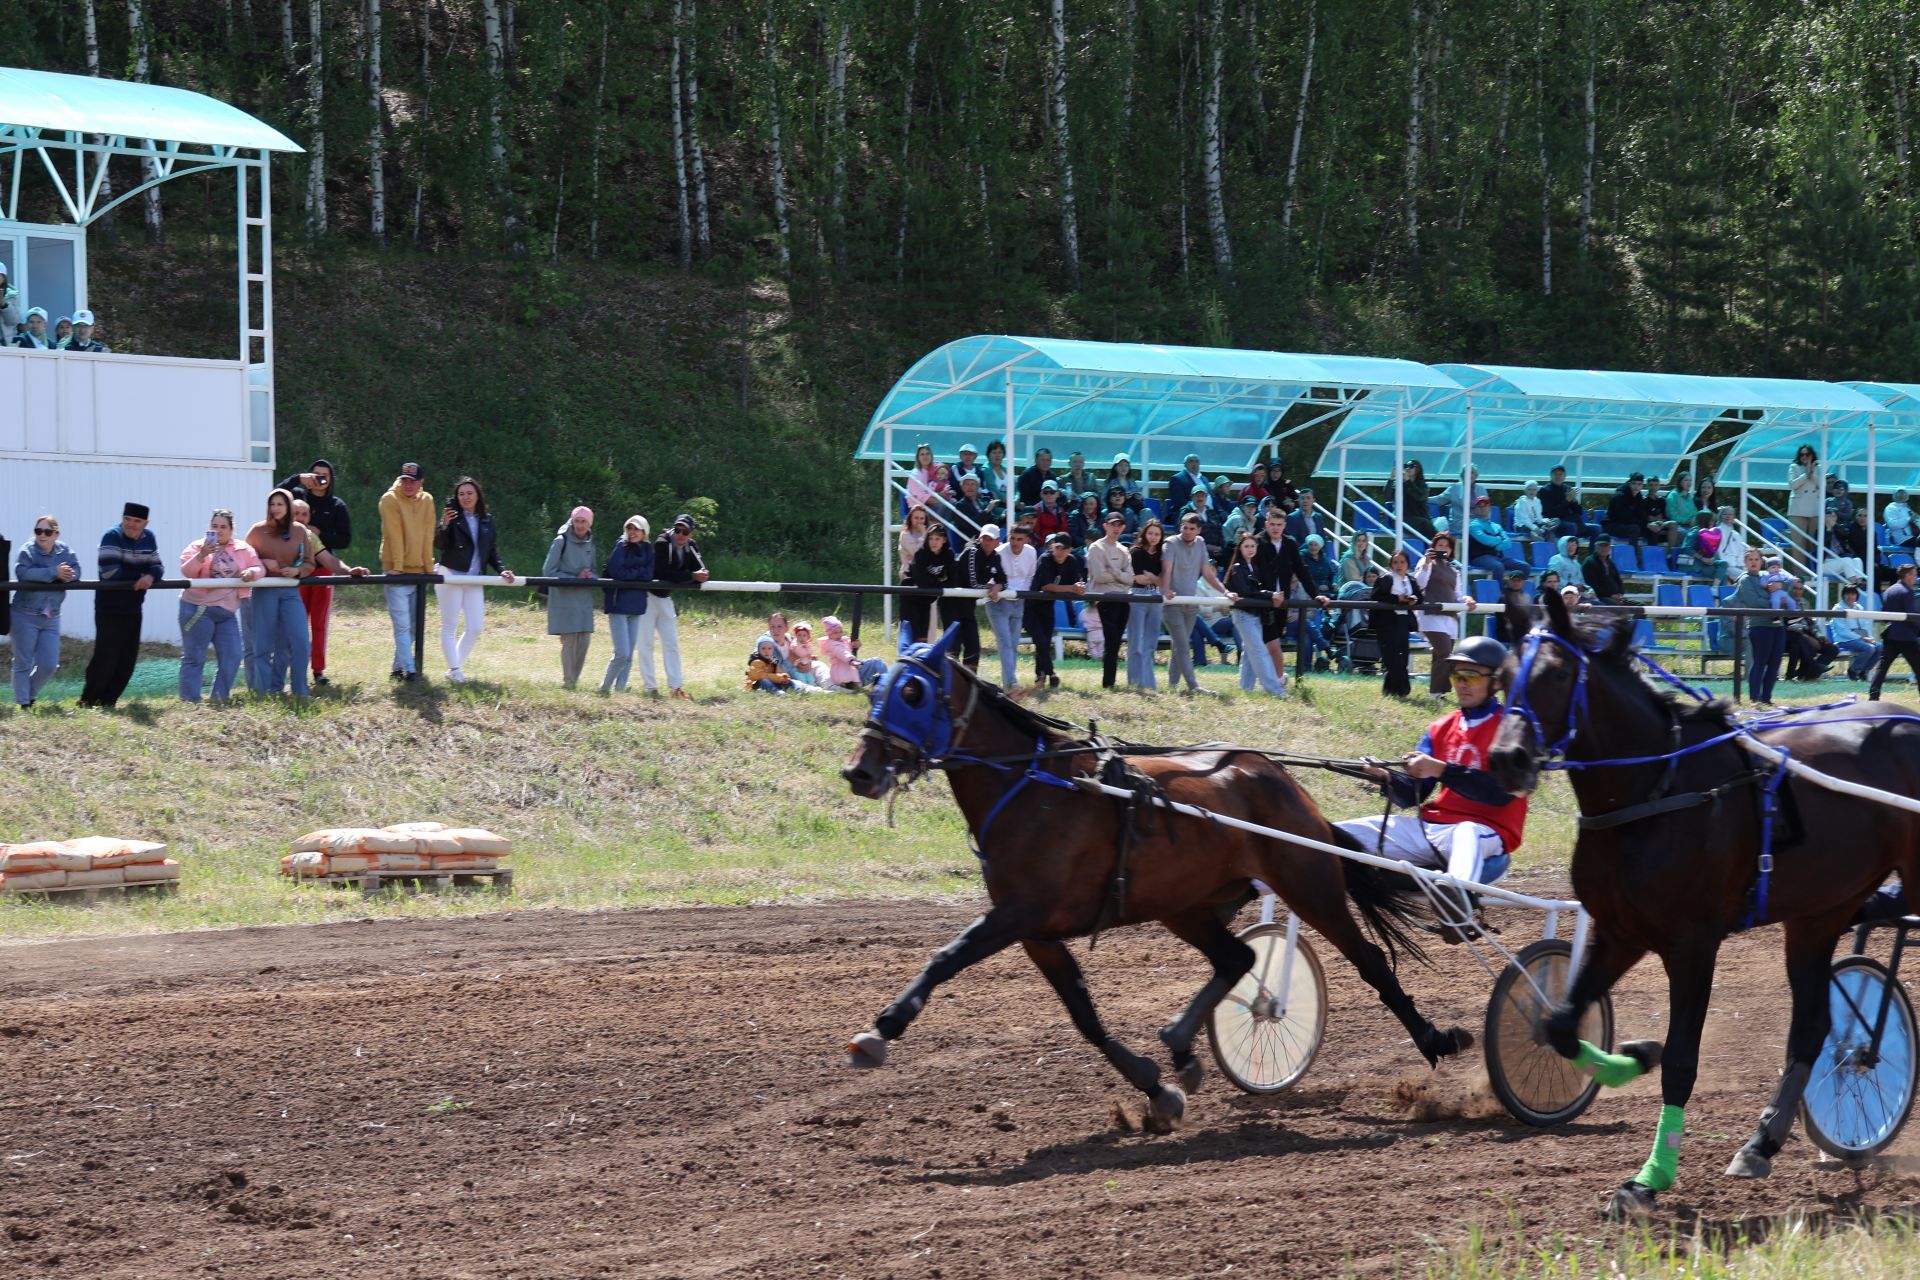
1394, 402, 1405, 551
1868, 423, 1878, 588
1817, 423, 1830, 609
882, 421, 895, 642
1004, 377, 1016, 522
1740, 459, 1751, 546
1461, 400, 1475, 586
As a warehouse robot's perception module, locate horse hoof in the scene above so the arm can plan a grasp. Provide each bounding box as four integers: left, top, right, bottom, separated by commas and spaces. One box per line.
1620, 1040, 1664, 1073
1423, 1025, 1474, 1065
1725, 1147, 1773, 1179
1174, 1057, 1205, 1095
846, 1030, 889, 1069
1602, 1182, 1658, 1223
1145, 1084, 1186, 1134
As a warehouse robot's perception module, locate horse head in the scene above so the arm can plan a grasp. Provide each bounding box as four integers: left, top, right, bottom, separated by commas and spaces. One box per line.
843, 622, 966, 799
1488, 586, 1637, 796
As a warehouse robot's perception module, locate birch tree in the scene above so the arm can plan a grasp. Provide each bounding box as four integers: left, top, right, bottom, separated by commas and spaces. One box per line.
1202, 0, 1234, 282
367, 0, 386, 244
127, 0, 164, 240
1579, 2, 1596, 254
1537, 2, 1551, 295
828, 13, 851, 273
893, 0, 922, 280
481, 0, 518, 251
1047, 0, 1081, 289
82, 0, 113, 208
763, 14, 791, 275
410, 0, 434, 244
683, 1, 712, 261
281, 0, 298, 76
1282, 0, 1317, 232
669, 0, 693, 268
1404, 0, 1422, 258
305, 0, 327, 238
589, 11, 609, 259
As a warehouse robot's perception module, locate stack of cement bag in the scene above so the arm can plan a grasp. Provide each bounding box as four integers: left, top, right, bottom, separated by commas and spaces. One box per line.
0, 837, 179, 892
280, 821, 512, 878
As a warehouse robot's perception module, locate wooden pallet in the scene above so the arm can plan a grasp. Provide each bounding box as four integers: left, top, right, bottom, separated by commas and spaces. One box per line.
293, 867, 515, 897
0, 879, 180, 904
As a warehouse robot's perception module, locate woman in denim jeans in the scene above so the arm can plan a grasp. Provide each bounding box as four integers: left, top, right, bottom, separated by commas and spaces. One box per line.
178, 511, 264, 702
1125, 517, 1167, 688
11, 515, 83, 707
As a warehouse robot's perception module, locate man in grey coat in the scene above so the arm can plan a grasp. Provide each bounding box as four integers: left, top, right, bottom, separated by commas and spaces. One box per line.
1161, 512, 1228, 692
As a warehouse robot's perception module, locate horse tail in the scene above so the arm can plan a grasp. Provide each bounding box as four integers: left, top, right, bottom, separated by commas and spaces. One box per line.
1333, 832, 1433, 971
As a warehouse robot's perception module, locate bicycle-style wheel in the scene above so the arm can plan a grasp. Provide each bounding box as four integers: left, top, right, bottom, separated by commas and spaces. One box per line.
1801, 955, 1918, 1164
1485, 938, 1614, 1127
1207, 921, 1327, 1094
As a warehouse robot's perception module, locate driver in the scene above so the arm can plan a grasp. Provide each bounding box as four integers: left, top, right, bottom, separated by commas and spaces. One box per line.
1336, 634, 1527, 889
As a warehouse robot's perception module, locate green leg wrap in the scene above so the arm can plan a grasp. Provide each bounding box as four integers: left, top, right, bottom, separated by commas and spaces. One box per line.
1572, 1039, 1648, 1088
1632, 1104, 1685, 1192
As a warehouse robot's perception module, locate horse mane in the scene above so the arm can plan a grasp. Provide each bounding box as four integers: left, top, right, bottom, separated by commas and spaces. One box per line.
1560, 613, 1736, 732
955, 666, 1097, 748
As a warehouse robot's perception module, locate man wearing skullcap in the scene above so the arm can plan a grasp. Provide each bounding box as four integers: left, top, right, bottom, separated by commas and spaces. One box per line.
79, 502, 161, 707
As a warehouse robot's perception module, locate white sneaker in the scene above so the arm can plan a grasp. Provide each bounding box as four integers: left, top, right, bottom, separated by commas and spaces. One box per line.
448, 669, 467, 684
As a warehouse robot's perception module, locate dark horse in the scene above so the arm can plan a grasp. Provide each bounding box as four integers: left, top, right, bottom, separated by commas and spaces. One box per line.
840, 624, 1471, 1127
1486, 590, 1920, 1218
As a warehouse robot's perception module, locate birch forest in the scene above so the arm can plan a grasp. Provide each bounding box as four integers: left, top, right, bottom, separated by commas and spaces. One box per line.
8, 0, 1920, 380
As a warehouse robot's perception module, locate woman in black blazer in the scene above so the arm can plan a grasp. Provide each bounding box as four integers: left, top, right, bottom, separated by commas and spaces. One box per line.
433, 475, 513, 683
1370, 548, 1421, 698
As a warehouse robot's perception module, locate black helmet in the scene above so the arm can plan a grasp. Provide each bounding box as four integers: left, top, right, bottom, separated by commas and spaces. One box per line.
1449, 635, 1509, 671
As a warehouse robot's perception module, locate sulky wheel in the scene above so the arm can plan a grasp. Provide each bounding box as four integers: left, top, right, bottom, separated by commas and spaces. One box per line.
1484, 938, 1614, 1126
1207, 920, 1327, 1094
1800, 955, 1918, 1166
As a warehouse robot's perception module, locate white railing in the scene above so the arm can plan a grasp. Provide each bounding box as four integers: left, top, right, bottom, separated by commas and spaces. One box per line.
0, 346, 269, 466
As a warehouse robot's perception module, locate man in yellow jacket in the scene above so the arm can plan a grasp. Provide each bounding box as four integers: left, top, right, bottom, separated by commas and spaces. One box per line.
379, 461, 436, 681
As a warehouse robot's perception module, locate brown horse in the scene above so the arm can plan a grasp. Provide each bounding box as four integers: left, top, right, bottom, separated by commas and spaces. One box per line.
839, 624, 1471, 1126
1486, 590, 1920, 1218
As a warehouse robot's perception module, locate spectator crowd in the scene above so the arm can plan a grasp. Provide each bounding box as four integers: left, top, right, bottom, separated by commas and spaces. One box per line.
1, 266, 111, 352
8, 443, 1920, 708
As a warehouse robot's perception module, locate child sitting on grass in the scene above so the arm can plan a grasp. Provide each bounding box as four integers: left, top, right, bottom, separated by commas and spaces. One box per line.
747, 634, 793, 693
821, 615, 888, 690
788, 620, 825, 686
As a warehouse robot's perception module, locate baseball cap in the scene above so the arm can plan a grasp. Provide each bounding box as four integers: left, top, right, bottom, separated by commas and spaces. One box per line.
1102, 511, 1127, 525
1047, 532, 1072, 548
958, 443, 978, 455
72, 308, 95, 326
978, 523, 1002, 540
672, 513, 696, 532
397, 461, 426, 482
1041, 479, 1059, 492
25, 306, 47, 321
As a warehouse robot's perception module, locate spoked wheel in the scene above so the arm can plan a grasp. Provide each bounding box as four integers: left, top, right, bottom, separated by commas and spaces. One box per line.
1207, 920, 1327, 1094
1485, 938, 1614, 1127
1800, 956, 1918, 1166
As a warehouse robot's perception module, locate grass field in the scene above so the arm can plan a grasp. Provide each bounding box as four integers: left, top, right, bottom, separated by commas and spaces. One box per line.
1429, 1212, 1920, 1277
0, 600, 1891, 942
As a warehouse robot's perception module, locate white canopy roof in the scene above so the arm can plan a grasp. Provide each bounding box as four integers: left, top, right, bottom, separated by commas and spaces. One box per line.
0, 67, 301, 153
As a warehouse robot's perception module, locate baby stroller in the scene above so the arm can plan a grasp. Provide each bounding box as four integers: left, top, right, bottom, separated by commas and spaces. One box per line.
1334, 581, 1380, 674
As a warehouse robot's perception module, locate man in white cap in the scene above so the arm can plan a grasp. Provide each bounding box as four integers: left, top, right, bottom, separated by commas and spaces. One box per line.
12, 306, 51, 349
65, 309, 110, 353
948, 523, 1008, 671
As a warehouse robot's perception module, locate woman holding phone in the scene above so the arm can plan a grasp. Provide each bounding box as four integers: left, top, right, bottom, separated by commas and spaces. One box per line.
434, 476, 515, 684
1414, 532, 1466, 694
245, 489, 315, 697
179, 510, 264, 702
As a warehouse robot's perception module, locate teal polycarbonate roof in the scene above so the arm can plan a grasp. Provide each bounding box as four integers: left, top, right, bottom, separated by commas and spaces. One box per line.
1717, 382, 1920, 490
0, 67, 301, 152
1316, 364, 1884, 485
856, 335, 1464, 475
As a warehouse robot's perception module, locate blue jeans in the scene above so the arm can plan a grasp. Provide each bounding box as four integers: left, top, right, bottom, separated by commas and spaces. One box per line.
986, 599, 1025, 687
1233, 609, 1286, 694
604, 612, 643, 691
1838, 637, 1880, 680
179, 602, 242, 702
1125, 593, 1163, 689
857, 657, 889, 686
248, 588, 311, 696
1470, 554, 1530, 577
386, 584, 419, 674
10, 608, 61, 704
1748, 626, 1785, 703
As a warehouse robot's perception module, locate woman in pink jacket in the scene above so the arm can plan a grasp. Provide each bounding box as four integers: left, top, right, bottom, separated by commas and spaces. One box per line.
178, 509, 265, 702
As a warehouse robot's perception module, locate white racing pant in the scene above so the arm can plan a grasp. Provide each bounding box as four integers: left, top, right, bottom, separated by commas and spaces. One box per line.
1334, 814, 1505, 887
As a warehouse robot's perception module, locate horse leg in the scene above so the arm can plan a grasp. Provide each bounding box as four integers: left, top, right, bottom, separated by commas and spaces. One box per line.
1727, 915, 1845, 1178
1154, 909, 1258, 1095
846, 907, 1032, 1068
1545, 929, 1662, 1088
1285, 874, 1471, 1068
1022, 939, 1186, 1130
1605, 940, 1720, 1222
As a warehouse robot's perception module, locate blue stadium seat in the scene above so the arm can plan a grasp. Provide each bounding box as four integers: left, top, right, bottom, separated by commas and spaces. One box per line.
1639, 546, 1670, 575
1655, 583, 1683, 608
1354, 500, 1390, 534
1428, 501, 1445, 520
1472, 579, 1503, 605
1489, 505, 1506, 529
1633, 619, 1676, 652
1530, 542, 1554, 569
1761, 517, 1791, 547
1685, 585, 1714, 610
1611, 544, 1640, 572
1145, 498, 1163, 519
1890, 550, 1917, 569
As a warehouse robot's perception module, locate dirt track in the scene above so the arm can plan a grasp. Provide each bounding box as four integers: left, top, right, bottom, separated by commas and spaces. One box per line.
4, 888, 1919, 1278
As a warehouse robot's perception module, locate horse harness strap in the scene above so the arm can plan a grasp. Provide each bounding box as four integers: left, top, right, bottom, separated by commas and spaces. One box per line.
970, 735, 1080, 865
1575, 766, 1776, 831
